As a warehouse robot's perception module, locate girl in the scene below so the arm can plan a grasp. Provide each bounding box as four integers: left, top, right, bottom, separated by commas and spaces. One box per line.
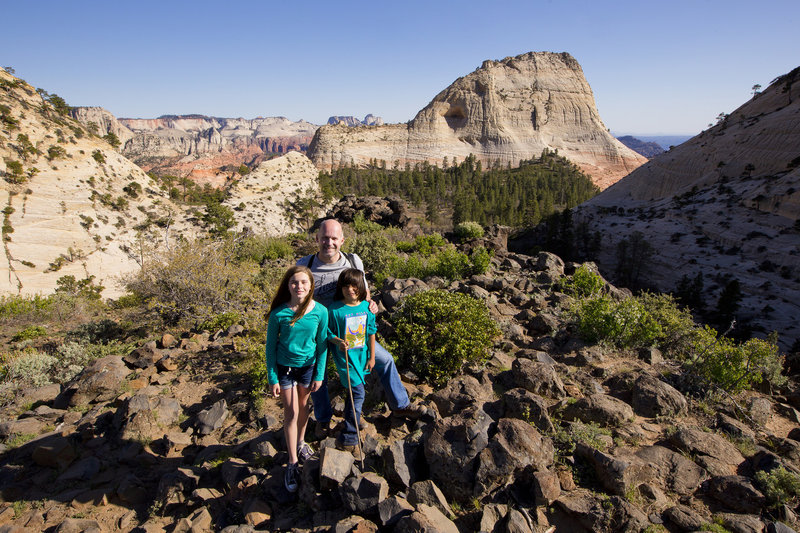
265, 265, 328, 493
327, 268, 376, 452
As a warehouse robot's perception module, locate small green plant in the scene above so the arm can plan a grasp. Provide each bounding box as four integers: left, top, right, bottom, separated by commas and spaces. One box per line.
234, 235, 295, 263
199, 311, 240, 332
388, 289, 499, 386
454, 221, 485, 241
11, 325, 47, 342
561, 264, 605, 298
91, 150, 105, 164
351, 211, 383, 234
755, 467, 800, 509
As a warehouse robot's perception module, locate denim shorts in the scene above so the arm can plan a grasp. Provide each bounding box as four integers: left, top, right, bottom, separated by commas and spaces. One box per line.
277, 364, 313, 390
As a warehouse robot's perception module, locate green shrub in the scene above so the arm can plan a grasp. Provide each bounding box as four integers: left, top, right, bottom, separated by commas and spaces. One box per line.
235, 235, 295, 263
351, 212, 383, 234
469, 246, 492, 276
428, 247, 471, 280
561, 264, 605, 298
123, 238, 265, 327
11, 325, 47, 342
570, 291, 786, 392
0, 294, 53, 319
551, 421, 612, 456
388, 289, 499, 386
91, 150, 105, 164
687, 329, 786, 392
347, 232, 397, 285
454, 221, 485, 241
4, 352, 58, 387
199, 311, 240, 332
755, 466, 800, 509
415, 234, 447, 256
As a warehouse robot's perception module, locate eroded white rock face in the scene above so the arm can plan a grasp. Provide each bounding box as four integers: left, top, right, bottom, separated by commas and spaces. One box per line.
308, 52, 646, 189
224, 151, 322, 235
576, 66, 800, 349
0, 70, 199, 297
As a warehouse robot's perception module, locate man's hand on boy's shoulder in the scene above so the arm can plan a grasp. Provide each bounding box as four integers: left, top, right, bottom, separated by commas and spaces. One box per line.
368, 299, 379, 314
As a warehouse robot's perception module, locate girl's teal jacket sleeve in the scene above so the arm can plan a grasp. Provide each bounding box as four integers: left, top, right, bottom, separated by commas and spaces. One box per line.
264, 311, 280, 386
313, 308, 328, 382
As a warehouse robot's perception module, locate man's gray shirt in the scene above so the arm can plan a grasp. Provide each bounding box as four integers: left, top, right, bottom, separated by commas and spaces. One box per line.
296, 252, 366, 308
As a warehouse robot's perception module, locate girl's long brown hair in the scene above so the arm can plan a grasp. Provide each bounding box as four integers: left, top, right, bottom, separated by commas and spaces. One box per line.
267, 265, 315, 325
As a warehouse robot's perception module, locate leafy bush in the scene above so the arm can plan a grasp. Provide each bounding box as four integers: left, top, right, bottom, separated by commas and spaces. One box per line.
388, 289, 499, 386
235, 235, 295, 263
755, 466, 800, 509
91, 150, 105, 164
199, 312, 241, 332
351, 212, 383, 234
570, 291, 786, 392
11, 325, 47, 342
686, 329, 786, 392
348, 232, 397, 285
4, 352, 58, 387
454, 221, 485, 241
123, 238, 266, 327
561, 264, 605, 298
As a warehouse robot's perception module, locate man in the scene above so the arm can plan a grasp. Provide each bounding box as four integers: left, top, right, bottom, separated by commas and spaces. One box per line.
297, 219, 424, 437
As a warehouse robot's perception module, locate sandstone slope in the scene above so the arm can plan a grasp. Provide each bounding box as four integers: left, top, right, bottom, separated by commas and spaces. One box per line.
576, 66, 800, 348
308, 52, 647, 189
0, 70, 198, 297
223, 151, 323, 235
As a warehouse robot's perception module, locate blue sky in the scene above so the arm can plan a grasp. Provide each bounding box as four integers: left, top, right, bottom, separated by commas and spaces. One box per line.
1, 0, 797, 135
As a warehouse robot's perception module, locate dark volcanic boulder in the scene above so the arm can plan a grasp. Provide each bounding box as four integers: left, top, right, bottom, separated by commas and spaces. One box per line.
423, 407, 493, 503
631, 374, 687, 417
474, 418, 554, 496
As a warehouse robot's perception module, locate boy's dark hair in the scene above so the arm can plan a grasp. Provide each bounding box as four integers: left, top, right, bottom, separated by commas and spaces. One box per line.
334, 268, 368, 302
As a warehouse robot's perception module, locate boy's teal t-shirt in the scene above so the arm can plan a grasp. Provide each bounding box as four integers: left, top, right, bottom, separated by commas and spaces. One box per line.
327, 300, 377, 387
264, 301, 329, 386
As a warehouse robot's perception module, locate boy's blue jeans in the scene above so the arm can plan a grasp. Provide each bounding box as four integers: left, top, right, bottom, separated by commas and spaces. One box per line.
341, 383, 365, 446
312, 341, 409, 424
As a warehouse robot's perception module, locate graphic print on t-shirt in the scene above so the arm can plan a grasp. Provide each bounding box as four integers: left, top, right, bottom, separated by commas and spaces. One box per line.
345, 314, 367, 348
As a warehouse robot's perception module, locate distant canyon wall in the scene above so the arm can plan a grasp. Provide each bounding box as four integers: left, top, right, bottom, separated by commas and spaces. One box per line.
70, 110, 318, 185
308, 52, 647, 189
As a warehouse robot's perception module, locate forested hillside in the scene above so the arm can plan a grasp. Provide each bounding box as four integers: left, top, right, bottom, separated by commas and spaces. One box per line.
318, 150, 599, 228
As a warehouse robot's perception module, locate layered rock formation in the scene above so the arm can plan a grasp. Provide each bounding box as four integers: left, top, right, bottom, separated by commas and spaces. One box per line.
1, 71, 320, 298
327, 114, 384, 126
0, 70, 205, 297
308, 52, 647, 189
576, 66, 800, 348
69, 111, 318, 185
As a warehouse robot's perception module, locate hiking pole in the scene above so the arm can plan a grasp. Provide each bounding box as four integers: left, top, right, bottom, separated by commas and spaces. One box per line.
343, 346, 365, 470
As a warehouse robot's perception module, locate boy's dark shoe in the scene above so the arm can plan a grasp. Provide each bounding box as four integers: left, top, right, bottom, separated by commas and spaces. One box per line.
392, 402, 426, 420
335, 437, 356, 453
314, 419, 332, 440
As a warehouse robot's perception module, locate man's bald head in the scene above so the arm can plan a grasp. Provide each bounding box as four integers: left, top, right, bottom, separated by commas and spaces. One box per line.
316, 219, 345, 263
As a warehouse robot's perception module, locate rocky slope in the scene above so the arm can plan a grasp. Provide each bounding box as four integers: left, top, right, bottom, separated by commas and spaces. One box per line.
308, 52, 647, 189
0, 70, 197, 297
575, 66, 800, 349
616, 135, 665, 158
69, 111, 318, 186
223, 151, 323, 235
1, 70, 324, 298
0, 232, 798, 532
